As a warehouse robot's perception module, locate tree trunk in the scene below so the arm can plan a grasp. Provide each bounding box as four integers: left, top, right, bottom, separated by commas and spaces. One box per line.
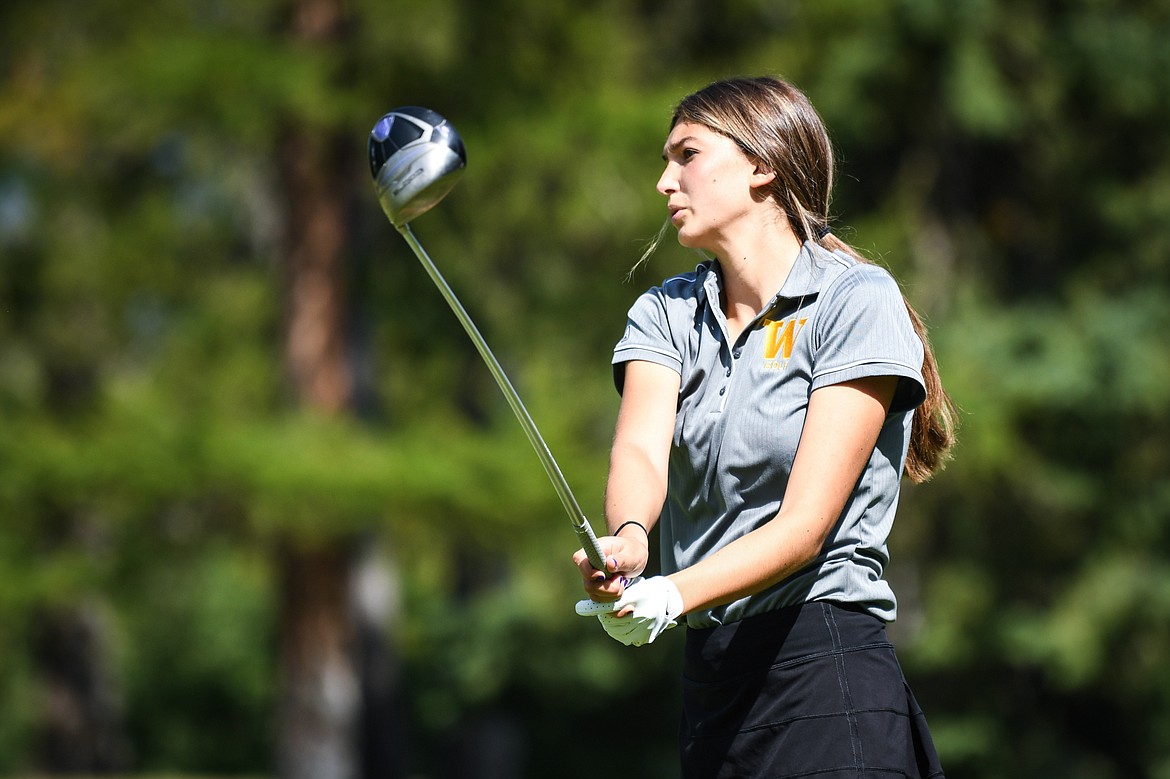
275, 121, 361, 779
281, 127, 353, 415
31, 601, 130, 772
275, 3, 408, 778
275, 2, 358, 777
31, 369, 130, 772
276, 542, 360, 779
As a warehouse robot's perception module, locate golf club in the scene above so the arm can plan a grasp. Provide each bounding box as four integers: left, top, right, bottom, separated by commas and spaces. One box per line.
369, 106, 608, 573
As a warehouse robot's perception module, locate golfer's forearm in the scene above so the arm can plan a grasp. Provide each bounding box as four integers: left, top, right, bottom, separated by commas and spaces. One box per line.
669, 511, 829, 614
604, 445, 666, 534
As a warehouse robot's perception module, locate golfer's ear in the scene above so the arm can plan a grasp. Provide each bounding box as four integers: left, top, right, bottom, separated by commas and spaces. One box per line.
750, 165, 776, 188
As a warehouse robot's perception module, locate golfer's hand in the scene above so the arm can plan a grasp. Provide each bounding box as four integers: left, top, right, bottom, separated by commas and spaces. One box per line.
575, 576, 683, 647
572, 534, 649, 602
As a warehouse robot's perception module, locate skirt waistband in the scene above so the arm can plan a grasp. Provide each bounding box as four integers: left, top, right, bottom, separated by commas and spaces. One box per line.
683, 601, 891, 684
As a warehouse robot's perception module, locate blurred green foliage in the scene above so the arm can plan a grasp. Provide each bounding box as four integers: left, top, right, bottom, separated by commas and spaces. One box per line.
2, 0, 1169, 777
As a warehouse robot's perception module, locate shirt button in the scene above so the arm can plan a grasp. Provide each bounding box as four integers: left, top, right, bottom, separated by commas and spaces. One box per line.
719, 387, 726, 396
733, 349, 742, 359
725, 368, 732, 377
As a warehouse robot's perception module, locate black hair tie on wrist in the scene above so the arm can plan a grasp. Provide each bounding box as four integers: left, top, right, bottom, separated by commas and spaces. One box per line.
614, 520, 648, 537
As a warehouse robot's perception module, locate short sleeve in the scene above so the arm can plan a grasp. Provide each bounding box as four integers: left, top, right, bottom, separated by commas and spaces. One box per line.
810, 264, 926, 412
612, 287, 683, 394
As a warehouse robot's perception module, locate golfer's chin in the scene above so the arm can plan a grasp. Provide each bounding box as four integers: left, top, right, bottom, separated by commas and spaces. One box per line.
676, 229, 712, 253
673, 223, 702, 248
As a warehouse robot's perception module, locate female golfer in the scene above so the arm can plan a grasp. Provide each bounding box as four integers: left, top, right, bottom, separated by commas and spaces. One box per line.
574, 76, 955, 778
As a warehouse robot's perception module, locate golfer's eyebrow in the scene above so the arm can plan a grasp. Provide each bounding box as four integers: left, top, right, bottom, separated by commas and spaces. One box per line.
663, 136, 700, 161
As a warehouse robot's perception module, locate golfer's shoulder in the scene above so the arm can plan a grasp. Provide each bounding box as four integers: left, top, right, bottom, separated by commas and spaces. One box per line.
818, 254, 902, 306
645, 261, 710, 310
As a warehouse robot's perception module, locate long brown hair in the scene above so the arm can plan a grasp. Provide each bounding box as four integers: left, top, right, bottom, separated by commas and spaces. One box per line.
672, 76, 958, 481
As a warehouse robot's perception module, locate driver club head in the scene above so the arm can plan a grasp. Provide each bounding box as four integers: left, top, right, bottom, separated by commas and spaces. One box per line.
368, 106, 467, 228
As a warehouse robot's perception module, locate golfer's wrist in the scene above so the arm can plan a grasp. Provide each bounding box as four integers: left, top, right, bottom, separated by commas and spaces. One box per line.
611, 520, 649, 543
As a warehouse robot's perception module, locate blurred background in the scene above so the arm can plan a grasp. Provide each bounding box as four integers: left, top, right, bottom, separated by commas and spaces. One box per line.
2, 0, 1169, 777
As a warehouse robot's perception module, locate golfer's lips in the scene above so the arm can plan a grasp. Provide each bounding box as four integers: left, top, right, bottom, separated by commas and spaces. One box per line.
668, 204, 686, 225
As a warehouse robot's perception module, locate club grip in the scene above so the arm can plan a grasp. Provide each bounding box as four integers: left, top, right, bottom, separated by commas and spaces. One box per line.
575, 515, 608, 573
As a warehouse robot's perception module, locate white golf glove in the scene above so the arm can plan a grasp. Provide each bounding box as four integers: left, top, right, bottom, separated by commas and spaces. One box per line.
575, 576, 684, 647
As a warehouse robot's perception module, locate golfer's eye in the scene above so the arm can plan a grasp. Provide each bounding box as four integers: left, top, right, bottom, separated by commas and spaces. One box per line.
681, 148, 698, 160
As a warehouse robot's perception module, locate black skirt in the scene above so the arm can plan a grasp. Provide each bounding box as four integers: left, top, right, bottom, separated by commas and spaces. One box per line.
680, 601, 945, 779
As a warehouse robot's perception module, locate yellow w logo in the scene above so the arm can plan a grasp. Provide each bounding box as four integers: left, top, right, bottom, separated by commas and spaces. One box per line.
762, 317, 807, 360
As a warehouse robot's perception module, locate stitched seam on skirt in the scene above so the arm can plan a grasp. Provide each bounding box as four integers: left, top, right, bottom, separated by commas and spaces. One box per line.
741, 764, 929, 779
681, 642, 894, 688
764, 764, 930, 779
683, 706, 916, 740
823, 605, 864, 775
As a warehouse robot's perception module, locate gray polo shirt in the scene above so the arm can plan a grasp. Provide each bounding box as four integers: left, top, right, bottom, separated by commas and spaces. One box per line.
613, 241, 926, 627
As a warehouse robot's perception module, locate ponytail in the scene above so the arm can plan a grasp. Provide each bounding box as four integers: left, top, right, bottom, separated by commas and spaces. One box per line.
819, 233, 958, 483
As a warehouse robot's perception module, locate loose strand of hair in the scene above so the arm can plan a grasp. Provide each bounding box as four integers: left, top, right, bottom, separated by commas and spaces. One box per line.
626, 218, 673, 282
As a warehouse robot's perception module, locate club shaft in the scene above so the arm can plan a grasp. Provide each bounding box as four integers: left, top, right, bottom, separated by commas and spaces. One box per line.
397, 224, 608, 572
